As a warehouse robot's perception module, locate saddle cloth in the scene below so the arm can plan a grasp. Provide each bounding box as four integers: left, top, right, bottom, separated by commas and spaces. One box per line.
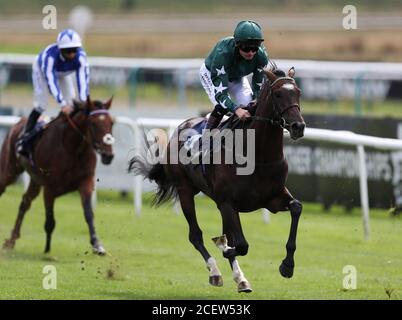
182, 113, 239, 171
183, 113, 232, 152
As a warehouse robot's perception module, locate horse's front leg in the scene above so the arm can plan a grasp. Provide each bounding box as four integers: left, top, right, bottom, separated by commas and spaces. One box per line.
213, 202, 252, 293
267, 188, 303, 278
44, 188, 56, 254
79, 179, 106, 256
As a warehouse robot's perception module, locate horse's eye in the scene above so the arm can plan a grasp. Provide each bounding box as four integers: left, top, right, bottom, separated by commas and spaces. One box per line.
274, 91, 281, 98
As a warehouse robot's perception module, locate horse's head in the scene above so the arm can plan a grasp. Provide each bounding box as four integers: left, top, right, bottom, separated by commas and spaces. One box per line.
263, 67, 305, 140
79, 96, 115, 165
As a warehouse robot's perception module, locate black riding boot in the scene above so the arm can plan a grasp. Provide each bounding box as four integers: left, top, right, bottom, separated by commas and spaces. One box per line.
16, 109, 41, 156
199, 105, 226, 160
205, 114, 222, 130
205, 104, 226, 130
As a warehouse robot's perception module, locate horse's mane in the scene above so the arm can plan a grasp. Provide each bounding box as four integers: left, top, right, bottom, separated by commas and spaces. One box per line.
253, 68, 287, 115
272, 69, 286, 77
259, 68, 286, 99
70, 99, 105, 117
257, 78, 271, 106
72, 99, 85, 110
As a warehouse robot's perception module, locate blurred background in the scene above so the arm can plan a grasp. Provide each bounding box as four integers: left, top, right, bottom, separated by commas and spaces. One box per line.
1, 0, 402, 211
1, 0, 402, 116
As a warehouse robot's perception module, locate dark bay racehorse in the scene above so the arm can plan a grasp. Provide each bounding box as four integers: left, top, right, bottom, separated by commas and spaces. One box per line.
129, 68, 305, 292
0, 97, 114, 255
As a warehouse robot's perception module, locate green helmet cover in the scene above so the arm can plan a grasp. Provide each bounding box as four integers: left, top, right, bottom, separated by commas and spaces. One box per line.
234, 20, 264, 43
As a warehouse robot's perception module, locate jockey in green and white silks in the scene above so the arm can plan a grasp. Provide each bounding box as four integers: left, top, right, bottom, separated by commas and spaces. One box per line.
200, 20, 269, 129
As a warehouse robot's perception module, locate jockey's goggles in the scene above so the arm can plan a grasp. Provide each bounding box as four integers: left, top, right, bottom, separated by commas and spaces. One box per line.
239, 46, 259, 53
61, 47, 78, 54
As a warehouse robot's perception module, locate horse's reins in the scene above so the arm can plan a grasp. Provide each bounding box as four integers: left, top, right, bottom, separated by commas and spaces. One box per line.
249, 76, 300, 130
65, 109, 111, 147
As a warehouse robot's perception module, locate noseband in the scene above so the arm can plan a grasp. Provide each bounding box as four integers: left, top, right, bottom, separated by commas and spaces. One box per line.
251, 77, 300, 130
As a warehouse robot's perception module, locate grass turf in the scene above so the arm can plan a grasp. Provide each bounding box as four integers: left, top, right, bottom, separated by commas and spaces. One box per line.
0, 184, 401, 300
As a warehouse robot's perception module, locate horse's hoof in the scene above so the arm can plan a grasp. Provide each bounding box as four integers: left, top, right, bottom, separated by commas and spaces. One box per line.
209, 275, 223, 287
93, 245, 106, 256
238, 281, 253, 293
279, 261, 294, 278
2, 239, 15, 250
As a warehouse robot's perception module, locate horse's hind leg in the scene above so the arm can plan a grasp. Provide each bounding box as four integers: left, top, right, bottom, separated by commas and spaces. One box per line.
3, 180, 41, 249
266, 188, 302, 279
177, 185, 223, 287
213, 202, 252, 293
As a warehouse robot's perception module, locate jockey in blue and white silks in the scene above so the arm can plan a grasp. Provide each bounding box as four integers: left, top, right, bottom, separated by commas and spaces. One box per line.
33, 28, 89, 113
17, 28, 90, 156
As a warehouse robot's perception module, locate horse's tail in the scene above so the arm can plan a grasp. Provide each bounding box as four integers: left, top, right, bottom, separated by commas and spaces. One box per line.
128, 132, 177, 207
0, 119, 25, 193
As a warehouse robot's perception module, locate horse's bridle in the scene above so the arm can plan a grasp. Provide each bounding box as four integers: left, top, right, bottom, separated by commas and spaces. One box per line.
251, 76, 301, 130
65, 109, 114, 153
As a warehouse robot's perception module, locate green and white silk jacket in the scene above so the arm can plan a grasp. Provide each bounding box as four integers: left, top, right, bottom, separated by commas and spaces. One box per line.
204, 36, 269, 111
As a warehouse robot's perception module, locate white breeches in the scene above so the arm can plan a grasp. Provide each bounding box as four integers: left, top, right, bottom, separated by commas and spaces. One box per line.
32, 60, 76, 113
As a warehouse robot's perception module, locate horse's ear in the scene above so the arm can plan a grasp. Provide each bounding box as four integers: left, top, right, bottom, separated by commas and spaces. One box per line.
86, 95, 96, 111
288, 67, 295, 78
263, 69, 277, 83
104, 96, 113, 109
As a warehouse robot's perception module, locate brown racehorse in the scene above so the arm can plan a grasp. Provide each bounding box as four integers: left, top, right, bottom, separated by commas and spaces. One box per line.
0, 97, 114, 255
129, 68, 305, 292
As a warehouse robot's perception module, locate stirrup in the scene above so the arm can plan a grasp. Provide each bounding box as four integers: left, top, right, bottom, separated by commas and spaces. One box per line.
16, 137, 28, 156
16, 145, 28, 157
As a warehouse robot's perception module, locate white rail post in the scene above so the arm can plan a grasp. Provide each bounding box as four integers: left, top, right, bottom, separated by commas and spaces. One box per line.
357, 144, 370, 240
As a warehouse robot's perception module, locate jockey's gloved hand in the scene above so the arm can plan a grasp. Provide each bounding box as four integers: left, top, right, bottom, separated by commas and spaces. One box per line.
234, 106, 251, 120
246, 99, 258, 115
61, 105, 74, 115
248, 99, 257, 108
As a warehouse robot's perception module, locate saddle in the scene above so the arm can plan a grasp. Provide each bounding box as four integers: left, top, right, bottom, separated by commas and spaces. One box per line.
183, 102, 256, 167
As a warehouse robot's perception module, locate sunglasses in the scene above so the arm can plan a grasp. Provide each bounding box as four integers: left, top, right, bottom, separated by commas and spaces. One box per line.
62, 48, 78, 54
239, 46, 259, 53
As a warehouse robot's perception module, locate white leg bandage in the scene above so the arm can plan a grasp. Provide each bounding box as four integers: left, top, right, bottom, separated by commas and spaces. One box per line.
206, 257, 222, 277
231, 258, 247, 284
